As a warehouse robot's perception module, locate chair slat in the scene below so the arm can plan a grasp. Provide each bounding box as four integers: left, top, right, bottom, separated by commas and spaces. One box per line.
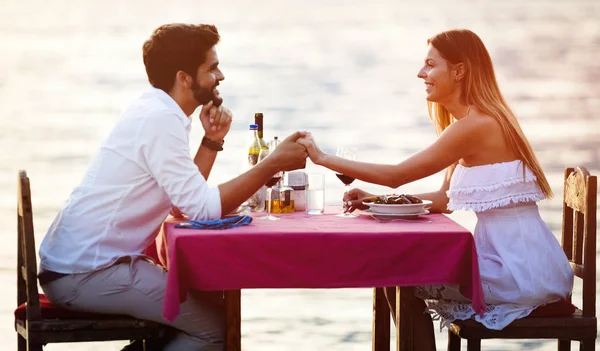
17, 211, 26, 308
561, 168, 575, 260
570, 262, 584, 279
582, 172, 597, 318
573, 211, 584, 264
18, 171, 41, 322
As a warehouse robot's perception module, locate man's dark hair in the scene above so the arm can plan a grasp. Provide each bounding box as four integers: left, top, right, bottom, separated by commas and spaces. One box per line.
142, 23, 220, 92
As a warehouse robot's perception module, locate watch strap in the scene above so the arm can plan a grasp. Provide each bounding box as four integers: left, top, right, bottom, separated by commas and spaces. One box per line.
201, 136, 224, 151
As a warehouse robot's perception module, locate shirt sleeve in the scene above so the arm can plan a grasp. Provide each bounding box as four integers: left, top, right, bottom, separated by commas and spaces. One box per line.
136, 111, 222, 220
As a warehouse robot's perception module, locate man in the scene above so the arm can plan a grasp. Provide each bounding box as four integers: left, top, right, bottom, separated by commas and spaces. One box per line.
38, 23, 308, 350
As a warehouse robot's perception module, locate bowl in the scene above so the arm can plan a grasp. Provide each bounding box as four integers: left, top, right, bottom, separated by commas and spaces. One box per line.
362, 200, 432, 214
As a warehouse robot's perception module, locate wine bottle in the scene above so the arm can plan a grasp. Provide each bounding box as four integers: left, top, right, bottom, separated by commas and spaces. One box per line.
247, 124, 261, 166
254, 113, 269, 151
246, 124, 264, 212
254, 113, 269, 213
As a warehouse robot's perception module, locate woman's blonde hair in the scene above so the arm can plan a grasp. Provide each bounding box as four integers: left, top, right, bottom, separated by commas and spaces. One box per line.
427, 29, 552, 198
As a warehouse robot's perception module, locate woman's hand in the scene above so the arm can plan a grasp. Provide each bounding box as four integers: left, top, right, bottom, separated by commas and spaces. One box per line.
296, 134, 327, 165
343, 188, 376, 213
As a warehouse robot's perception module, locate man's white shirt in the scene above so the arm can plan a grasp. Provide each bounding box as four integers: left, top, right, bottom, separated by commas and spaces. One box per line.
39, 87, 222, 273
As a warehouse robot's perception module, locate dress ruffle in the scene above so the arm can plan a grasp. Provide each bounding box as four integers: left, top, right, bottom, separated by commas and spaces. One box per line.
446, 160, 545, 212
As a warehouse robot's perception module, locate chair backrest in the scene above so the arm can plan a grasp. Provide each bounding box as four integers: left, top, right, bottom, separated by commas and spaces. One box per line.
17, 170, 42, 321
561, 167, 597, 318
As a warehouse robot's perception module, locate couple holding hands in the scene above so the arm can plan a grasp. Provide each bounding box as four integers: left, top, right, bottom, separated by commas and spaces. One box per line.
38, 23, 573, 350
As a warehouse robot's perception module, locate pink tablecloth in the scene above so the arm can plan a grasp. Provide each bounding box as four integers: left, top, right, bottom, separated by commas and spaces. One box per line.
161, 208, 485, 321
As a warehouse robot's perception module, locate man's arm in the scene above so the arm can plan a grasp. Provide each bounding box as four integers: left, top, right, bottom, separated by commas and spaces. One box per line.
142, 113, 307, 220
193, 144, 218, 180
170, 102, 231, 217
193, 102, 233, 180
140, 112, 223, 220
217, 131, 308, 216
170, 144, 217, 217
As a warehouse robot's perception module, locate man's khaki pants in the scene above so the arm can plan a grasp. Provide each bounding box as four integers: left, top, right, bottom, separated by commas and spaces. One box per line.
41, 258, 225, 350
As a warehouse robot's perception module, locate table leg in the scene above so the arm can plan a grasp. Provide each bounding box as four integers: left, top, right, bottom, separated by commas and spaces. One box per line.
372, 287, 391, 351
224, 290, 241, 351
396, 286, 416, 351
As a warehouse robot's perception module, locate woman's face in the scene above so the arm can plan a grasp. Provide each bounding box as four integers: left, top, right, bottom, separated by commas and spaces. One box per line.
417, 45, 457, 103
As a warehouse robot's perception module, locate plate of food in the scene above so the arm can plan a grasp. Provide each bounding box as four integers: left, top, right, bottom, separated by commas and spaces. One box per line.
362, 194, 432, 214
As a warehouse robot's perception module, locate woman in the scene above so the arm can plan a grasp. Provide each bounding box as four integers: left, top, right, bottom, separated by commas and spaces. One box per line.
297, 29, 573, 350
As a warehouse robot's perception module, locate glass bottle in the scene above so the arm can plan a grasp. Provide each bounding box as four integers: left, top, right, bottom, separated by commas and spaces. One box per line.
254, 113, 269, 209
246, 124, 265, 211
247, 124, 261, 166
254, 113, 269, 152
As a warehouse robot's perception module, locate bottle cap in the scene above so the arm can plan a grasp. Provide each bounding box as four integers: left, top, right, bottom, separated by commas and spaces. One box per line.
249, 124, 258, 130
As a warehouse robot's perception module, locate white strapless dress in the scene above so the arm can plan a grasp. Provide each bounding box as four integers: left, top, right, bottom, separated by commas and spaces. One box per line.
416, 160, 574, 330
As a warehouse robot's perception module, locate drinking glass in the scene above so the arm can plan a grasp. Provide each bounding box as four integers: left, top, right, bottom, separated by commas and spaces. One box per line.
306, 173, 325, 215
335, 147, 358, 218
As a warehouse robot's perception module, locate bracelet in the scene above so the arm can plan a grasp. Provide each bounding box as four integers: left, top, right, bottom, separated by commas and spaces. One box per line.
201, 136, 224, 151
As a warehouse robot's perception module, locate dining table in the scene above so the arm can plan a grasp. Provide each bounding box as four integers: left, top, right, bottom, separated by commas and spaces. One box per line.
149, 206, 485, 351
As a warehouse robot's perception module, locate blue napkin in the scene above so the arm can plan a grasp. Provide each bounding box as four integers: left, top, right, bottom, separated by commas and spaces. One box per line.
175, 215, 253, 230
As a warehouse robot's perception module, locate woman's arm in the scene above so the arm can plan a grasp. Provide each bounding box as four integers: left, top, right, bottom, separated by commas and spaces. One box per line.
304, 117, 485, 188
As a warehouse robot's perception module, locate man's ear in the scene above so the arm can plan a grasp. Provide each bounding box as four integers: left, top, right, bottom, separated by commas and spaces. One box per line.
175, 71, 192, 88
454, 62, 466, 82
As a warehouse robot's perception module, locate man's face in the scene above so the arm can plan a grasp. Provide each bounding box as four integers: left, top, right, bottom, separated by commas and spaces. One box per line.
190, 46, 225, 105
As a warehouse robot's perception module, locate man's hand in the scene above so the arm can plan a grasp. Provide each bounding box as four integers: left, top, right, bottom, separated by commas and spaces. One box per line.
199, 100, 232, 142
269, 131, 309, 171
343, 188, 376, 213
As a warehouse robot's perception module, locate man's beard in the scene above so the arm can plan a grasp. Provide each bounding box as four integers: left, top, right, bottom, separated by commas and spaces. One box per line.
190, 79, 222, 107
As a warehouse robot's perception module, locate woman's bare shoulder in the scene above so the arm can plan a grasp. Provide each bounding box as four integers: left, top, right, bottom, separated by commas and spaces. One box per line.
461, 111, 518, 163
464, 111, 500, 128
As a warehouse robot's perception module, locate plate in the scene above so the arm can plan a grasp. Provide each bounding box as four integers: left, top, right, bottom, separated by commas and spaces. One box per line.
362, 209, 430, 220
362, 199, 432, 214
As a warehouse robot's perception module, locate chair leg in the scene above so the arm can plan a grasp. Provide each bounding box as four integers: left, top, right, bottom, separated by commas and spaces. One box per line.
18, 334, 26, 351
558, 339, 571, 351
581, 339, 595, 351
467, 339, 481, 351
26, 340, 43, 351
447, 330, 460, 351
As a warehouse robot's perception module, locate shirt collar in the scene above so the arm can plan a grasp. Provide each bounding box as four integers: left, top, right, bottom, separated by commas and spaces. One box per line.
147, 86, 192, 130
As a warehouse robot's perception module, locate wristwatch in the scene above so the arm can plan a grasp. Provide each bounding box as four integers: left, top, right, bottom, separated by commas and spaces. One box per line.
201, 136, 224, 151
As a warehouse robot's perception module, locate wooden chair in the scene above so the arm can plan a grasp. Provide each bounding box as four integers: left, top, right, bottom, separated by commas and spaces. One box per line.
14, 170, 169, 350
448, 167, 597, 350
